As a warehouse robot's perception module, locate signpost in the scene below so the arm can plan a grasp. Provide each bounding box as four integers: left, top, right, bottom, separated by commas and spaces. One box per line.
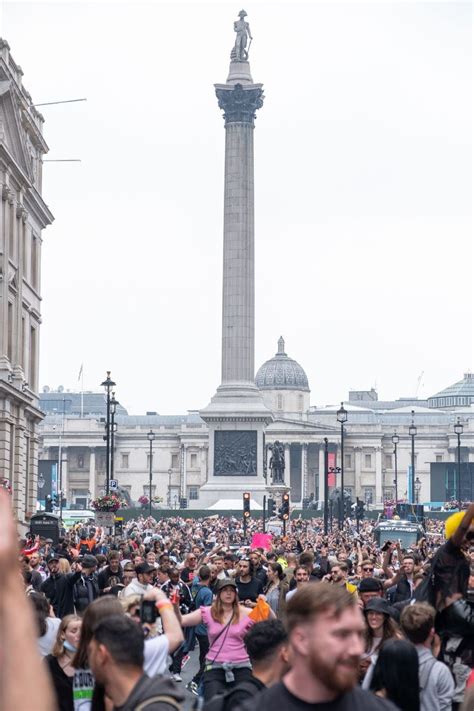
110, 479, 118, 491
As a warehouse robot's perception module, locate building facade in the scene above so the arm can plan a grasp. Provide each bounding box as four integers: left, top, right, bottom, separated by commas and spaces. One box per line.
38, 344, 474, 511
0, 39, 54, 524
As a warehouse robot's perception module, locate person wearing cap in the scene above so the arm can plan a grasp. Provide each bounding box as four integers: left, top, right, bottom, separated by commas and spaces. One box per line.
122, 562, 155, 597
73, 555, 100, 614
361, 597, 402, 688
173, 577, 260, 701
40, 553, 82, 618
358, 577, 384, 608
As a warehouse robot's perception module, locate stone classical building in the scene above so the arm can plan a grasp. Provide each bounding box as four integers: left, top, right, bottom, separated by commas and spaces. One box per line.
38, 344, 474, 510
0, 39, 54, 524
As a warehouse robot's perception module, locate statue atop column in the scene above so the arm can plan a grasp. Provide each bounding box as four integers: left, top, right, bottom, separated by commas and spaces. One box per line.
231, 10, 252, 62
269, 441, 285, 484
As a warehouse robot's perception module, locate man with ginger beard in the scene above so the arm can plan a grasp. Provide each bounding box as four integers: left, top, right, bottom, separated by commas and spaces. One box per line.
236, 585, 397, 710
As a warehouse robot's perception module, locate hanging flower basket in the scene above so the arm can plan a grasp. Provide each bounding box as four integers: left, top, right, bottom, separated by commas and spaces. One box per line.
91, 494, 122, 512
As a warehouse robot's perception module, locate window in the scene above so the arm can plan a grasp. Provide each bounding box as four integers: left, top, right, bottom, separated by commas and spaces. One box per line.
77, 454, 84, 469
436, 455, 443, 463
190, 453, 197, 468
384, 455, 392, 469
171, 454, 179, 469
7, 302, 13, 361
143, 485, 156, 496
344, 454, 352, 469
364, 487, 374, 504
29, 326, 37, 389
277, 394, 283, 410
121, 454, 129, 469
31, 234, 38, 290
188, 486, 199, 500
364, 454, 372, 468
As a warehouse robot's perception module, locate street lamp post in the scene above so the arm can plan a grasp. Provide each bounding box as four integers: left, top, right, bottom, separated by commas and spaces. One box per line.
392, 432, 399, 505
147, 430, 155, 517
167, 468, 172, 508
323, 437, 329, 535
110, 392, 118, 485
37, 472, 45, 510
454, 417, 463, 505
408, 410, 417, 504
336, 402, 348, 529
414, 476, 422, 504
101, 371, 116, 494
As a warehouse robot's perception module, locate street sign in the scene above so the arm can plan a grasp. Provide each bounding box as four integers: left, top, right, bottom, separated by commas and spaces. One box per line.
95, 511, 115, 526
110, 479, 118, 490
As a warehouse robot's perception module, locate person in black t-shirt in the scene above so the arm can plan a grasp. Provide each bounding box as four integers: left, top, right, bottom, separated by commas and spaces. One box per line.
235, 558, 264, 607
235, 584, 397, 711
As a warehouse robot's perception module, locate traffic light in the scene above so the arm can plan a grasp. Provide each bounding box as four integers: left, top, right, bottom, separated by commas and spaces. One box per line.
344, 498, 352, 518
356, 498, 365, 520
45, 494, 53, 512
267, 497, 277, 517
243, 492, 251, 519
281, 492, 290, 520
179, 497, 188, 509
53, 493, 60, 508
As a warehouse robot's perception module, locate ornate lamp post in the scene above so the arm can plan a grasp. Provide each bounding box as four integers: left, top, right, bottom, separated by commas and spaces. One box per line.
392, 432, 399, 504
323, 437, 329, 535
101, 371, 116, 494
454, 417, 463, 504
110, 392, 118, 485
147, 430, 155, 517
408, 411, 417, 504
336, 403, 348, 528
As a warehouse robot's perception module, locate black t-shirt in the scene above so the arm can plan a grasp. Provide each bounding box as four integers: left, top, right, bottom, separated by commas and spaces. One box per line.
45, 655, 73, 711
236, 577, 264, 602
235, 681, 398, 711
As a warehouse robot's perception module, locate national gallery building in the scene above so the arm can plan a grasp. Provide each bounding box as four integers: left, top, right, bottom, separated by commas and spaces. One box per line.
38, 339, 474, 510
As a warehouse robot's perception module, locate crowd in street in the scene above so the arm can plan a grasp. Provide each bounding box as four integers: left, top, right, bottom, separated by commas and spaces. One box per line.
2, 489, 474, 711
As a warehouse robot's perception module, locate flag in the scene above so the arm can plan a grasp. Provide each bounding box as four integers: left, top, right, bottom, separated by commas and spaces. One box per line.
78, 364, 83, 382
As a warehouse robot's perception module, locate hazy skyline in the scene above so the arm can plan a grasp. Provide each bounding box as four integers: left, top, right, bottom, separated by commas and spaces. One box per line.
2, 1, 472, 414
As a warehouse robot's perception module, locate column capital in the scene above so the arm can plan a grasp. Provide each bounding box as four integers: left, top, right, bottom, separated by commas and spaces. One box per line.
215, 83, 264, 125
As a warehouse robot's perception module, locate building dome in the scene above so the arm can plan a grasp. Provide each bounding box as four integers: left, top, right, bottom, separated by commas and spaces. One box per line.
255, 337, 310, 391
428, 373, 474, 409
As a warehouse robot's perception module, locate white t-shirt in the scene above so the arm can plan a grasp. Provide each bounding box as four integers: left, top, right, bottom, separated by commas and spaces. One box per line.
37, 617, 61, 657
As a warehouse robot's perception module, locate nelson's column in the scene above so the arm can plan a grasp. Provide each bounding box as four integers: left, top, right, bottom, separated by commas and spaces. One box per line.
200, 11, 273, 508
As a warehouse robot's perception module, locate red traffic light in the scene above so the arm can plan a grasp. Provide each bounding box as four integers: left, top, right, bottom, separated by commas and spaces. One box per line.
282, 493, 290, 502
243, 492, 250, 500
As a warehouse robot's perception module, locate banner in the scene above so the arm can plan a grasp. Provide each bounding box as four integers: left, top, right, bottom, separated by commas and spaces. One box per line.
251, 532, 272, 550
328, 452, 336, 487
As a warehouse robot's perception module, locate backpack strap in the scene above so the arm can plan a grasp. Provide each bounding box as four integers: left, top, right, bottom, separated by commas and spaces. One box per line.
419, 656, 437, 691
133, 694, 181, 711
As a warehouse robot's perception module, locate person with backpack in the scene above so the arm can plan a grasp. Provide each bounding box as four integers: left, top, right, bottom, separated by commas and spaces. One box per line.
204, 619, 289, 711
187, 565, 213, 695
400, 603, 454, 711
87, 614, 184, 711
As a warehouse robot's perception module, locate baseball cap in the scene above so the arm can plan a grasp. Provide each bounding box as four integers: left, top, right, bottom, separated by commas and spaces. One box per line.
216, 578, 238, 593
135, 562, 156, 575
358, 577, 383, 593
46, 552, 60, 563
82, 555, 98, 569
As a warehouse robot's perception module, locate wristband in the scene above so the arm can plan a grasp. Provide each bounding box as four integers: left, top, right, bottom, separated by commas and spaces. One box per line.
156, 601, 173, 611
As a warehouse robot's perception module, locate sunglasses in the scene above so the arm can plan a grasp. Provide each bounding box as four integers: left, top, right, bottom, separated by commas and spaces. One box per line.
363, 568, 374, 572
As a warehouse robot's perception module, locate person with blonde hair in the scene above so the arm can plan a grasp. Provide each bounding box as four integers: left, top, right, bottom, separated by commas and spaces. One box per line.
59, 557, 72, 574
45, 614, 82, 711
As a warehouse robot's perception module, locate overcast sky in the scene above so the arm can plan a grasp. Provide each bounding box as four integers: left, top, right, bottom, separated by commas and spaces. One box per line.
1, 1, 472, 414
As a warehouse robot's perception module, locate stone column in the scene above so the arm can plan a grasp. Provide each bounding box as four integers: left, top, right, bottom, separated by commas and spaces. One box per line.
215, 82, 264, 385
375, 447, 383, 503
301, 443, 308, 500
89, 448, 96, 500
284, 444, 291, 488
318, 445, 325, 503
181, 444, 187, 499
354, 447, 362, 498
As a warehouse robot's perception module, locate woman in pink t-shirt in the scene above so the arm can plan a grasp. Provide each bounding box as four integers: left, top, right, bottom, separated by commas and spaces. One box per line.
177, 577, 255, 700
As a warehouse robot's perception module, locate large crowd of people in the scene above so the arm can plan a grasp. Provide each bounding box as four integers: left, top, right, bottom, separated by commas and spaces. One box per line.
2, 488, 474, 711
